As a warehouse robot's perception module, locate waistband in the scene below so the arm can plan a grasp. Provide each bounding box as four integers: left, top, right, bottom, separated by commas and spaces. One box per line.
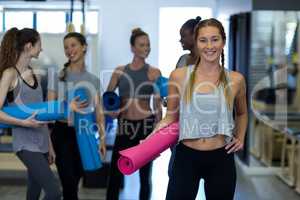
119, 114, 155, 123
177, 142, 227, 155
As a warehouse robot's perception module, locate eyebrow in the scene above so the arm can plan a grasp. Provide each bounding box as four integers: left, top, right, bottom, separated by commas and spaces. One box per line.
198, 35, 221, 39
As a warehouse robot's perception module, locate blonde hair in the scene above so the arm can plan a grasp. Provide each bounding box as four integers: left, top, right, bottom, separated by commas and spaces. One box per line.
184, 18, 232, 109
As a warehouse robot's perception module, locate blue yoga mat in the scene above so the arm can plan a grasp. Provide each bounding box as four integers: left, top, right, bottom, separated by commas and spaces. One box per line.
102, 91, 120, 111
0, 101, 66, 128
0, 87, 102, 171
155, 76, 169, 98
72, 88, 102, 171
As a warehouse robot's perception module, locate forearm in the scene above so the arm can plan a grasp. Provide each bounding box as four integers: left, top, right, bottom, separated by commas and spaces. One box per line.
234, 113, 248, 141
0, 111, 25, 127
96, 113, 106, 140
155, 108, 162, 123
153, 114, 178, 133
153, 101, 162, 123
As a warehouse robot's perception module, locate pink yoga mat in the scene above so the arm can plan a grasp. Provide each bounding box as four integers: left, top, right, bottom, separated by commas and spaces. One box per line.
118, 122, 179, 175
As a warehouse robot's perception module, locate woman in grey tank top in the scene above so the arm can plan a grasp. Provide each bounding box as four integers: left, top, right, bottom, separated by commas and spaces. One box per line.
106, 28, 162, 200
154, 19, 248, 200
47, 32, 106, 200
0, 28, 61, 199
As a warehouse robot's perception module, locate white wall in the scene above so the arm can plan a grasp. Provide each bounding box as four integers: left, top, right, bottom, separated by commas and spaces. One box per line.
0, 0, 253, 87
94, 0, 217, 87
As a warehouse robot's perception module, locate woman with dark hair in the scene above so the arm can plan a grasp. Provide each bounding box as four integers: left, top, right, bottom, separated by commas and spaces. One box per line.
154, 18, 247, 200
176, 16, 201, 68
48, 32, 106, 200
105, 28, 162, 200
0, 28, 61, 200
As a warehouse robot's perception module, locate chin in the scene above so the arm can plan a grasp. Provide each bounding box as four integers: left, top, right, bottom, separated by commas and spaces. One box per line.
203, 56, 219, 63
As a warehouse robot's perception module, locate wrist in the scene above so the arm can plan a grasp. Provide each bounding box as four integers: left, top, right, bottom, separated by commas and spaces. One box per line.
100, 134, 105, 140
18, 119, 26, 127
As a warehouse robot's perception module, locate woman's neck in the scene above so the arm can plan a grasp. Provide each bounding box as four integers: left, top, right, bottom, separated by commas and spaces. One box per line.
69, 59, 85, 73
15, 54, 31, 73
197, 60, 221, 75
188, 48, 198, 64
131, 56, 146, 70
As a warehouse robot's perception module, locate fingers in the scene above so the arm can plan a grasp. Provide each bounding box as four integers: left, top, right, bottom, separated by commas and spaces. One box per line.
78, 100, 88, 108
48, 155, 55, 165
225, 138, 243, 154
72, 95, 80, 101
99, 146, 106, 160
36, 120, 49, 125
28, 111, 38, 120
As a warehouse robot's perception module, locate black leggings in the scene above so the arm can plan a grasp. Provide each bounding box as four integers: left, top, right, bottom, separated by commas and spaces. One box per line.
106, 115, 155, 200
51, 121, 84, 200
166, 142, 236, 200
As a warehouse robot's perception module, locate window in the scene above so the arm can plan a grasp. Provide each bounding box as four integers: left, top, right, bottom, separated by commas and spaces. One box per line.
5, 11, 33, 30
0, 12, 3, 32
2, 8, 98, 34
36, 11, 66, 33
86, 11, 98, 34
73, 11, 98, 34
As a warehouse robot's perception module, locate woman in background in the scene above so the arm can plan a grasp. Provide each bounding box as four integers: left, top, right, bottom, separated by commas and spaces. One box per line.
48, 32, 106, 200
106, 28, 162, 200
176, 16, 201, 68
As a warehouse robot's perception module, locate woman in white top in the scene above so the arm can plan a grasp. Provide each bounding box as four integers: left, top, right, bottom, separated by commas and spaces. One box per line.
156, 18, 248, 200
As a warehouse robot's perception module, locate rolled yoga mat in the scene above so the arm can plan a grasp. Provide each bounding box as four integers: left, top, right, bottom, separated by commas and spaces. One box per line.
155, 76, 169, 98
102, 91, 121, 111
118, 122, 179, 175
0, 101, 67, 128
0, 87, 102, 171
72, 88, 102, 171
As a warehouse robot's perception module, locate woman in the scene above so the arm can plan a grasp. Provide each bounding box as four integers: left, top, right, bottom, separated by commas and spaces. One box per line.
168, 16, 202, 177
156, 18, 247, 200
176, 16, 201, 68
106, 28, 162, 200
47, 32, 106, 200
0, 28, 61, 199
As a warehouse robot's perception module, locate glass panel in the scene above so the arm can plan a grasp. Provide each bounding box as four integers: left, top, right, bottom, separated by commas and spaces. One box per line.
36, 11, 66, 33
5, 11, 33, 30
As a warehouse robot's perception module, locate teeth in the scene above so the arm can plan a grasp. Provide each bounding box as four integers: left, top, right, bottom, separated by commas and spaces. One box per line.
206, 52, 215, 55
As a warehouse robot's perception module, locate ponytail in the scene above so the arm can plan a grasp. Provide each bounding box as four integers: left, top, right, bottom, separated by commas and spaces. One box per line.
0, 28, 19, 79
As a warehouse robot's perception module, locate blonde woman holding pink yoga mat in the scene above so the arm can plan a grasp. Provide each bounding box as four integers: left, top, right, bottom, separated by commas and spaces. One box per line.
154, 18, 248, 200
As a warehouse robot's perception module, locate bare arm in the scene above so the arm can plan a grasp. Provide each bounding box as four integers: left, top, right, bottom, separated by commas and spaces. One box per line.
151, 68, 162, 123
106, 66, 124, 91
95, 92, 106, 159
233, 75, 248, 142
226, 74, 248, 153
0, 69, 29, 126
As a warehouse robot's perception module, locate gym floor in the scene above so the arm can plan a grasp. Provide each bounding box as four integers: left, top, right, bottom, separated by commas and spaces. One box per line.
0, 151, 299, 200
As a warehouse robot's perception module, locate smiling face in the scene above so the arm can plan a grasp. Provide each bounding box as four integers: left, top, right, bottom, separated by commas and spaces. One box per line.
131, 35, 150, 59
196, 26, 225, 63
63, 37, 86, 63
